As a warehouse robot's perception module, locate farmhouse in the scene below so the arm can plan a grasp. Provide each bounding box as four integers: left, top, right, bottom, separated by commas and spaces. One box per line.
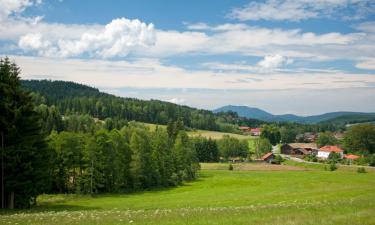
317, 145, 344, 159
281, 143, 318, 157
250, 128, 261, 136
261, 152, 275, 163
344, 154, 360, 164
238, 126, 261, 136
296, 132, 317, 142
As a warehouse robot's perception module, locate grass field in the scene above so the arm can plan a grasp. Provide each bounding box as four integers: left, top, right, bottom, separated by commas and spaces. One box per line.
141, 122, 253, 140
187, 130, 253, 140
1, 163, 374, 225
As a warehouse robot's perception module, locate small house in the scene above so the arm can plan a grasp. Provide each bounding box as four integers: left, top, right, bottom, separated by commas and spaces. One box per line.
281, 143, 318, 157
317, 145, 344, 159
250, 128, 261, 136
261, 152, 275, 163
344, 154, 360, 164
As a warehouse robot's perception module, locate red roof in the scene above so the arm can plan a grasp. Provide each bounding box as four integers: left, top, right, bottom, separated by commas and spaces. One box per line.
261, 152, 273, 160
319, 145, 343, 153
250, 128, 261, 132
344, 154, 360, 160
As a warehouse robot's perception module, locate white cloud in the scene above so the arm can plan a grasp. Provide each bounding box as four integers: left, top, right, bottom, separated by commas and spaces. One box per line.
8, 55, 375, 91
355, 21, 375, 33
228, 0, 374, 21
17, 18, 156, 58
166, 98, 186, 105
356, 58, 375, 70
257, 55, 292, 69
0, 0, 41, 21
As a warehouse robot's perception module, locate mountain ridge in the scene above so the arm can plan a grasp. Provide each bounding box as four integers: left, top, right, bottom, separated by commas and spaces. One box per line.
214, 105, 375, 124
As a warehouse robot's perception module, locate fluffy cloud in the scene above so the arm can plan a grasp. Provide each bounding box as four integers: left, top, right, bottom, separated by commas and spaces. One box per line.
0, 0, 41, 21
257, 55, 292, 69
17, 18, 156, 58
9, 55, 375, 91
228, 0, 375, 21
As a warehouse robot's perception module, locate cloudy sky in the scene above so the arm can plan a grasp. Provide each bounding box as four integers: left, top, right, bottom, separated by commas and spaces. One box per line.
1, 0, 374, 115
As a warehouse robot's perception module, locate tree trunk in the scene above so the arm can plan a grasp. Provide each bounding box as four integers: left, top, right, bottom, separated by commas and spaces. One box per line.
9, 191, 14, 209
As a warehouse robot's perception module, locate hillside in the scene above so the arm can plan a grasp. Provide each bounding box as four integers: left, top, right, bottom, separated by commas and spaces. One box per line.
21, 80, 264, 132
215, 105, 375, 124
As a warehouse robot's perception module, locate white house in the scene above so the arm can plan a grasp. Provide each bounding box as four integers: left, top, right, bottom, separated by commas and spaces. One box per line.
317, 146, 344, 159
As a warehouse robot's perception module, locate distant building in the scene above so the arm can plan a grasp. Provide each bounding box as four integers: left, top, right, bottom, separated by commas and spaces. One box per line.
296, 132, 317, 142
344, 154, 360, 164
238, 126, 261, 136
281, 143, 318, 157
317, 146, 344, 159
333, 132, 345, 140
261, 152, 275, 163
250, 128, 261, 136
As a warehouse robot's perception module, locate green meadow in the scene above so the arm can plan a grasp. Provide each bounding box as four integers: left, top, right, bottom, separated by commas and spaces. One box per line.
1, 163, 375, 225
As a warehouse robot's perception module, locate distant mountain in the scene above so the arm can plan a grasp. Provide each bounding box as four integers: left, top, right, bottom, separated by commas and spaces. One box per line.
214, 105, 375, 124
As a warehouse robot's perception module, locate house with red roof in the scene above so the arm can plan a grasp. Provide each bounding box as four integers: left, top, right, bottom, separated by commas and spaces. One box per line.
250, 128, 261, 136
261, 152, 275, 163
317, 145, 344, 159
344, 154, 360, 164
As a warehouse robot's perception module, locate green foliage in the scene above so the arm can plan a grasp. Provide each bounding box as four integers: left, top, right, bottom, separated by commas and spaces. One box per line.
343, 124, 375, 155
260, 124, 281, 145
280, 126, 297, 143
46, 122, 199, 195
218, 135, 249, 159
328, 162, 338, 171
228, 164, 233, 170
192, 137, 219, 162
317, 131, 338, 148
272, 155, 284, 165
328, 152, 341, 164
357, 167, 366, 173
248, 138, 272, 158
0, 57, 50, 208
304, 154, 318, 162
368, 154, 375, 167
21, 80, 264, 132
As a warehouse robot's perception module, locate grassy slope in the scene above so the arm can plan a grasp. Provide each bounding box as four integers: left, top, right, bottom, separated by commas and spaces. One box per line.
1, 164, 374, 225
141, 122, 253, 140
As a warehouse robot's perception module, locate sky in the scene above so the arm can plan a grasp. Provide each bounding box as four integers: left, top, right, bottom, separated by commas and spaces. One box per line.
0, 0, 374, 115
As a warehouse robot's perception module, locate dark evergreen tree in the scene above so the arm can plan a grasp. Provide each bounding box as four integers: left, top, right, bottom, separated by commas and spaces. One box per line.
0, 57, 50, 208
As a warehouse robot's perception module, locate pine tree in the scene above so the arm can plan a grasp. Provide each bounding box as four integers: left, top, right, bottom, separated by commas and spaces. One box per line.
0, 57, 50, 208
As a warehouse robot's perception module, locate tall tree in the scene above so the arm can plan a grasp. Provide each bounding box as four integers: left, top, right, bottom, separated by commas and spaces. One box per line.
0, 57, 50, 208
344, 124, 375, 155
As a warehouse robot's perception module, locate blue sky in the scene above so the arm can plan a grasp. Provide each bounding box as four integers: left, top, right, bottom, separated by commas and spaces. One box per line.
1, 0, 375, 115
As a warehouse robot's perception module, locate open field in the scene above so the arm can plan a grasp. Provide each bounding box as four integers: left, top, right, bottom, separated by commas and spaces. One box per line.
141, 122, 253, 140
187, 130, 253, 140
1, 163, 374, 225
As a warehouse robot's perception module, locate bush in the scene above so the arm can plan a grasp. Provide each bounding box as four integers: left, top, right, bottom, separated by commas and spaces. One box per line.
272, 155, 284, 165
304, 154, 318, 162
228, 164, 233, 171
357, 167, 366, 173
369, 155, 375, 167
328, 162, 337, 171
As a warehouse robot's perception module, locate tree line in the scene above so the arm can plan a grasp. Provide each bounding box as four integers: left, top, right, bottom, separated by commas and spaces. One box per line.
1, 58, 201, 209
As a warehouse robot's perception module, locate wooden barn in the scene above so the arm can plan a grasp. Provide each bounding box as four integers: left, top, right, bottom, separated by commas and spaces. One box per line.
281, 143, 318, 157
261, 152, 275, 163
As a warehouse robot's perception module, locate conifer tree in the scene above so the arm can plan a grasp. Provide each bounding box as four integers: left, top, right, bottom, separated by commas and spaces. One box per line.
0, 57, 50, 208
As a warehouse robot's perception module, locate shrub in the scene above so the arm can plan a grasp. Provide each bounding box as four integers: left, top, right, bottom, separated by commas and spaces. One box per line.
272, 155, 284, 165
369, 154, 375, 167
228, 164, 233, 171
357, 167, 366, 173
328, 162, 337, 171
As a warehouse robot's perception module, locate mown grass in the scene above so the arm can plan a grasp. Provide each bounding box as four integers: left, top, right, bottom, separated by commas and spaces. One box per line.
1, 164, 374, 224
140, 122, 253, 140
187, 130, 254, 140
